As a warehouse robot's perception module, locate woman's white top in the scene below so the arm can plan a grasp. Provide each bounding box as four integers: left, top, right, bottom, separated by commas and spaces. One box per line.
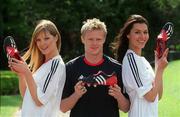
122, 49, 158, 117
21, 55, 66, 117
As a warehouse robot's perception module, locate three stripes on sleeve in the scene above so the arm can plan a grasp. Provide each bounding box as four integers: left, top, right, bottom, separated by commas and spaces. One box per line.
127, 53, 143, 88
43, 59, 60, 93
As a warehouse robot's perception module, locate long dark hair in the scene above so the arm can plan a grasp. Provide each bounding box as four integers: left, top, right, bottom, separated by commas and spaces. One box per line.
111, 14, 148, 63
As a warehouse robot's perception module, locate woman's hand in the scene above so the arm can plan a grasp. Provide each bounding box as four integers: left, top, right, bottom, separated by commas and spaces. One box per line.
8, 58, 30, 76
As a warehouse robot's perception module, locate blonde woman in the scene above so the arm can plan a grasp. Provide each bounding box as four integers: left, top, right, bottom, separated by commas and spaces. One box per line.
9, 20, 66, 117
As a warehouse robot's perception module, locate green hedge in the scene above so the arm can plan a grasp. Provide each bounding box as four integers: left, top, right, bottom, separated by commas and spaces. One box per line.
0, 71, 19, 95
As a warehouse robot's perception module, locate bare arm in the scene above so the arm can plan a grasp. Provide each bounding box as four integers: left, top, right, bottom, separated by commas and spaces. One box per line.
144, 48, 168, 102
60, 92, 82, 112
24, 70, 43, 106
10, 58, 43, 106
108, 84, 130, 112
18, 75, 27, 98
9, 60, 27, 98
144, 69, 163, 102
60, 81, 86, 113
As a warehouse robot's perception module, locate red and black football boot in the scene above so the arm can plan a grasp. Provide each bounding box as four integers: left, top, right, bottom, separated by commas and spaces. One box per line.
3, 36, 21, 60
156, 22, 174, 58
78, 71, 118, 87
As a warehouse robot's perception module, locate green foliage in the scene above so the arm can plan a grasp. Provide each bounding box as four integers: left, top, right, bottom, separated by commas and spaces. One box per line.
1, 0, 180, 69
0, 95, 22, 117
0, 71, 19, 95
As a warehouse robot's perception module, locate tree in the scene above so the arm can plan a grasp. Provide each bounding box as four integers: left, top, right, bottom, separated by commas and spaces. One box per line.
1, 0, 180, 70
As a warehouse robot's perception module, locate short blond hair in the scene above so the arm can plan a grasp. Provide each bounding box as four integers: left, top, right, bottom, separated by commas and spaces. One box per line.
81, 18, 107, 36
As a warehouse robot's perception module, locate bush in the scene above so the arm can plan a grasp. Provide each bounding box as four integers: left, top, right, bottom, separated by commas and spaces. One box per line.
0, 71, 19, 95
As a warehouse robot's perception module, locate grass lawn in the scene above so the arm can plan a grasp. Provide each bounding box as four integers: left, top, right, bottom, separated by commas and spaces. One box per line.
0, 95, 22, 117
120, 60, 180, 117
158, 60, 180, 117
0, 60, 180, 117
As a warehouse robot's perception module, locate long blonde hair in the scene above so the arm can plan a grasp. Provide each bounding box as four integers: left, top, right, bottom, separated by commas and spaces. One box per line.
23, 20, 61, 73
